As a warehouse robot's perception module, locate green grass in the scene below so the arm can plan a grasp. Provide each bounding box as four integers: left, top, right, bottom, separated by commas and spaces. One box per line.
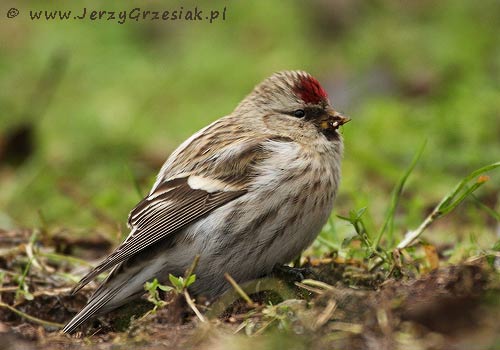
1, 0, 499, 255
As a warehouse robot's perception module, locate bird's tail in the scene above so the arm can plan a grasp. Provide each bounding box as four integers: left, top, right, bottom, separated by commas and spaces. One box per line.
62, 286, 122, 333
62, 262, 153, 333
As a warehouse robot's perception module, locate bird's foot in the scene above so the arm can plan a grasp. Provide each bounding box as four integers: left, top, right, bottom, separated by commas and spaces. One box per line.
271, 264, 317, 282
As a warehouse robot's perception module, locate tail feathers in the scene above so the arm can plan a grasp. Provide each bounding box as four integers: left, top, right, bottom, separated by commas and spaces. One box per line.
64, 250, 168, 333
62, 287, 121, 334
63, 263, 149, 333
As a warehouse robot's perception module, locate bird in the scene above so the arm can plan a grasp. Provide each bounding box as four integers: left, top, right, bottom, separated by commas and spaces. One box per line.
62, 70, 349, 333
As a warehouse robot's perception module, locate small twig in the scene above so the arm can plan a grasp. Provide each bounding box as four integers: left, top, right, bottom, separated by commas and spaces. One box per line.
184, 255, 200, 280
397, 162, 500, 249
0, 302, 63, 328
5, 284, 74, 302
39, 251, 94, 267
300, 279, 335, 291
253, 319, 276, 336
183, 289, 206, 323
0, 245, 24, 260
312, 299, 337, 330
224, 273, 255, 307
16, 232, 37, 302
368, 257, 385, 273
294, 282, 325, 295
376, 308, 391, 335
31, 287, 74, 298
233, 320, 249, 334
329, 321, 363, 334
25, 230, 42, 271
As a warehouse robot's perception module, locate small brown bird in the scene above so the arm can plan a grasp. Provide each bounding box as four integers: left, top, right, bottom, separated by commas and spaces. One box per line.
63, 70, 349, 333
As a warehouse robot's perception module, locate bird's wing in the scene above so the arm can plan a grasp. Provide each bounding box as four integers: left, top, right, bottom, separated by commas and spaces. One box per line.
71, 135, 274, 295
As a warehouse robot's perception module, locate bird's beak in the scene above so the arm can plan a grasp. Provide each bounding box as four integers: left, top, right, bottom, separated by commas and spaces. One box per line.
320, 111, 351, 131
333, 112, 351, 126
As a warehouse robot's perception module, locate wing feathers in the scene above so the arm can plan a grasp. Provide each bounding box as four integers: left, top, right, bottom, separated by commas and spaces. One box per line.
72, 178, 246, 294
70, 136, 286, 296
71, 177, 245, 294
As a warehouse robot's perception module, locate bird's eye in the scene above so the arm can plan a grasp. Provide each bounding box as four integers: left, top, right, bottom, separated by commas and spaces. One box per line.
293, 109, 305, 118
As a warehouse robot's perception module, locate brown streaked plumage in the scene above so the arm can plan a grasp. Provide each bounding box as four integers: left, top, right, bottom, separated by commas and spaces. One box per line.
63, 70, 349, 333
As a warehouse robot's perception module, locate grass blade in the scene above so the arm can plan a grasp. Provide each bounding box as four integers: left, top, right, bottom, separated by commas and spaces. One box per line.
372, 141, 426, 251
397, 161, 500, 249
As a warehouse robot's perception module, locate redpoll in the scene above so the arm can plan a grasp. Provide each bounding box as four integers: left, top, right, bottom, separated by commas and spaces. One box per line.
63, 70, 349, 333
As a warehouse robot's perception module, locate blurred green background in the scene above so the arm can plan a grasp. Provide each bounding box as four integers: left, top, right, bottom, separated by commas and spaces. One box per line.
0, 0, 498, 249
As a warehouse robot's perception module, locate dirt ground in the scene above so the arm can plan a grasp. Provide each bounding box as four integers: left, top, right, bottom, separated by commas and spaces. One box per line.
1, 228, 499, 350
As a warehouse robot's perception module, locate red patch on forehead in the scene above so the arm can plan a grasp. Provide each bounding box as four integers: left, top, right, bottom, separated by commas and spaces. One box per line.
294, 76, 328, 104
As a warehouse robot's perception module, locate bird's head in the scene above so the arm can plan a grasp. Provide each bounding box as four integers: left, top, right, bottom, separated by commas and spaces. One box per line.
236, 70, 350, 141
